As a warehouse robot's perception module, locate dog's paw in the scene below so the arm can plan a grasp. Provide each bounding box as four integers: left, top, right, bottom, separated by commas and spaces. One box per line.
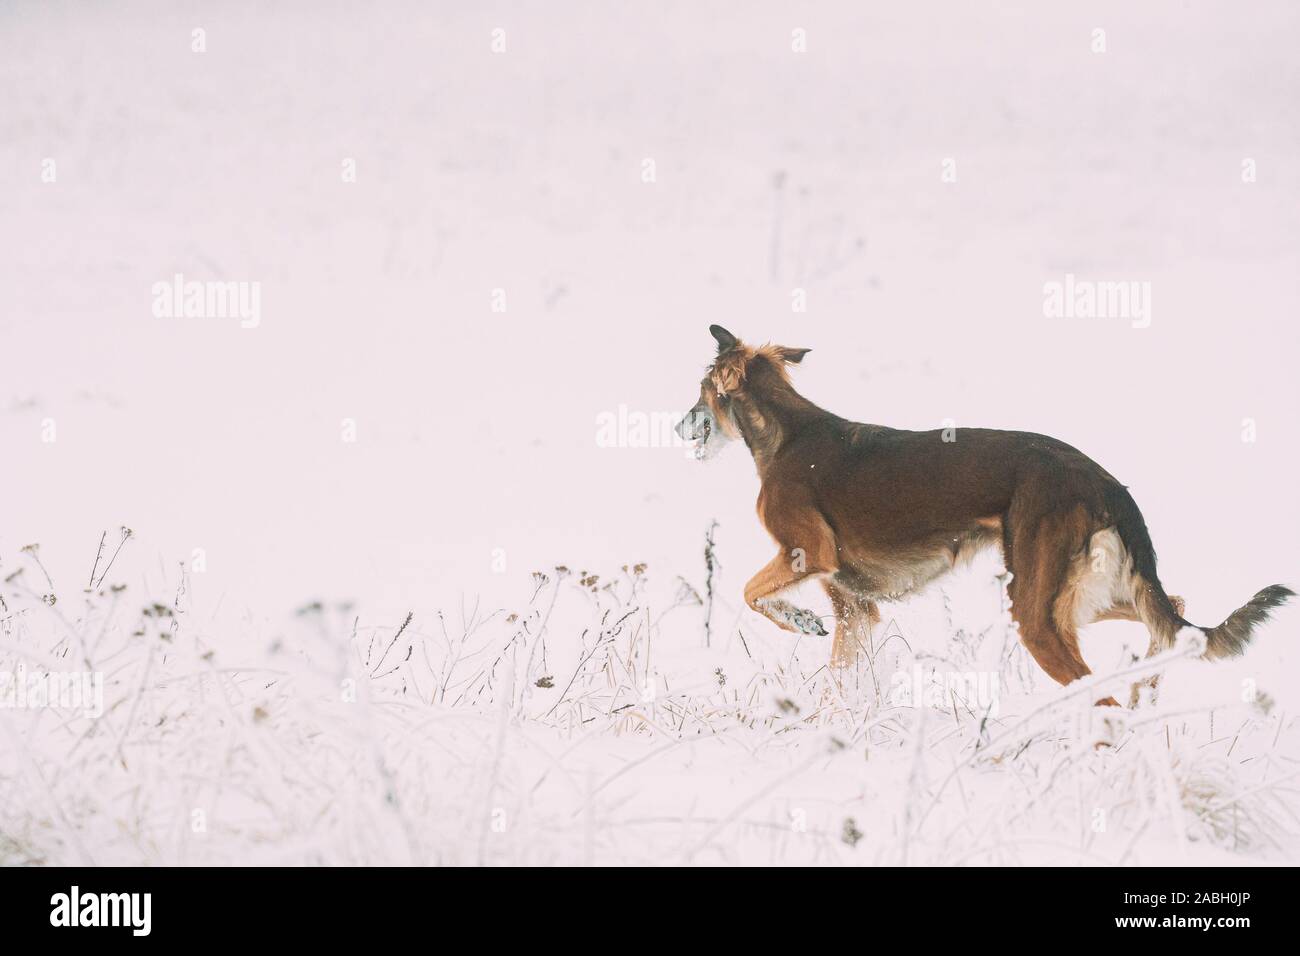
788, 605, 828, 636
756, 599, 828, 636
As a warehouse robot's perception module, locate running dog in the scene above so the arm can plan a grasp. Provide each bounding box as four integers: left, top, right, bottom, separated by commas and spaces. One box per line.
676, 325, 1292, 705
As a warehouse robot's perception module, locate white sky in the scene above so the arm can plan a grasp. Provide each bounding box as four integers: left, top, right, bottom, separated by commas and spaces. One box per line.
2, 1, 1296, 647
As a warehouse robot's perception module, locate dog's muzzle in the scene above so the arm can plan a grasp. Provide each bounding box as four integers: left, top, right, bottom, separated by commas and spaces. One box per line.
676, 405, 713, 443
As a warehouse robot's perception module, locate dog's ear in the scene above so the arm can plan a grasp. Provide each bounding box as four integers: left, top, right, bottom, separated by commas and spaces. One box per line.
709, 324, 739, 352
778, 346, 811, 364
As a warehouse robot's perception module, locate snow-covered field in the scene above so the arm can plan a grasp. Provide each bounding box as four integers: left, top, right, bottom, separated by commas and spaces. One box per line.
2, 2, 1298, 865
2, 536, 1298, 866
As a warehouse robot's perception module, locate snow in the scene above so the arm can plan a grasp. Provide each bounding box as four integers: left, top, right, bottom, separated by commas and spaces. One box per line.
2, 555, 1297, 865
1, 1, 1298, 865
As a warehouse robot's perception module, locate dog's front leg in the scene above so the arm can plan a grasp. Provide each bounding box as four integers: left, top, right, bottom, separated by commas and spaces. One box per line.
744, 553, 829, 636
824, 580, 880, 667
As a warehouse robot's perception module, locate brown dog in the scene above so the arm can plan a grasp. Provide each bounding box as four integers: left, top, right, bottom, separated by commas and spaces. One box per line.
676, 325, 1292, 704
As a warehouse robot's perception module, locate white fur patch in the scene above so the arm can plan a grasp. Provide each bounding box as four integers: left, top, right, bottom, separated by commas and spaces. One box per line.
1060, 527, 1134, 630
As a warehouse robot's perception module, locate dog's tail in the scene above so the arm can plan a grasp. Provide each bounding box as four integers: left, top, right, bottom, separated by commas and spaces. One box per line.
1182, 584, 1294, 659
1131, 573, 1292, 660
1114, 492, 1293, 659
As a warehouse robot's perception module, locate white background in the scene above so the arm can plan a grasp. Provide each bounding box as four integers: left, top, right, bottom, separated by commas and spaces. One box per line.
3, 0, 1296, 651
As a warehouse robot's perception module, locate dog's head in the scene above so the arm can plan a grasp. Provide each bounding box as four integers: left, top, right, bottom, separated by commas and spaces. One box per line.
675, 325, 810, 461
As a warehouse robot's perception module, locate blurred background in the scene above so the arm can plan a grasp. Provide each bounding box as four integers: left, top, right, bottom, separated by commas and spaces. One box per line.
2, 2, 1296, 676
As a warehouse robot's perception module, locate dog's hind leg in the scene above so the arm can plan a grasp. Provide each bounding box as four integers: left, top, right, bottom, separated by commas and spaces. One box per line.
1005, 504, 1120, 706
1087, 594, 1186, 706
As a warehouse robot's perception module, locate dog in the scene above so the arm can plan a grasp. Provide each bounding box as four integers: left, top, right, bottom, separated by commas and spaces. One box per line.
676, 325, 1292, 705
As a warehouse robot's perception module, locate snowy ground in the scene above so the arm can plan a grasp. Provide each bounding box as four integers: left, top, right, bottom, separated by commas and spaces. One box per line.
2, 2, 1298, 865
2, 540, 1298, 866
